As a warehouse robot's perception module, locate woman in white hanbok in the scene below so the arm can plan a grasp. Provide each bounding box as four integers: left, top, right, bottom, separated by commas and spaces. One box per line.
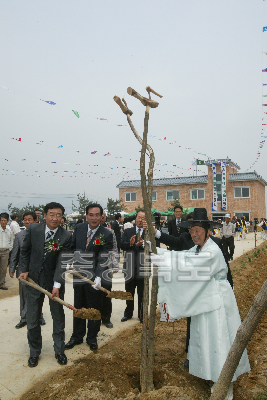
154, 208, 250, 400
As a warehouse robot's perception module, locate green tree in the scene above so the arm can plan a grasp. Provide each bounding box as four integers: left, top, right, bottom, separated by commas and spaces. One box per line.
8, 203, 45, 224
72, 193, 93, 221
106, 198, 126, 219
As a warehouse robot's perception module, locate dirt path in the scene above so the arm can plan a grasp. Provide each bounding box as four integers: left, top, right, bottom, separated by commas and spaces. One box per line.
0, 232, 266, 400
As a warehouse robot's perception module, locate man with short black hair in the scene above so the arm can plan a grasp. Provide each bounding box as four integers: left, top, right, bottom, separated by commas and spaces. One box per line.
167, 205, 187, 250
120, 209, 148, 323
19, 202, 72, 368
34, 209, 45, 223
219, 214, 235, 261
111, 213, 123, 253
9, 211, 46, 328
65, 203, 114, 351
10, 214, 20, 239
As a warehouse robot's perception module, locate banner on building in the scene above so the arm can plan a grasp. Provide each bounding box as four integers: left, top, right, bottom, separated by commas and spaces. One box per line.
221, 162, 227, 210
211, 163, 217, 211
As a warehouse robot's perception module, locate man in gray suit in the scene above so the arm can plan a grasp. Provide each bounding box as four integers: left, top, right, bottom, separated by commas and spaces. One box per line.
9, 211, 47, 329
19, 202, 72, 368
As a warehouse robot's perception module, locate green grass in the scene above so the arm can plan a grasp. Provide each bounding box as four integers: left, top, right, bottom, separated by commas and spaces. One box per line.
242, 262, 246, 268
253, 394, 267, 400
248, 256, 251, 262
236, 268, 240, 274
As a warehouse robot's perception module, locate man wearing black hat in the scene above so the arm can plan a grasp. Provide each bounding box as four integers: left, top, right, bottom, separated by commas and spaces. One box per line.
151, 208, 250, 399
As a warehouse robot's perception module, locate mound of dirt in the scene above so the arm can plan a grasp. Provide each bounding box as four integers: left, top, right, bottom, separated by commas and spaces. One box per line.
20, 242, 267, 400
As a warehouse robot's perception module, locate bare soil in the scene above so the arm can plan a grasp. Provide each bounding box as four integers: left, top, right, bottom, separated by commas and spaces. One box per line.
16, 242, 267, 399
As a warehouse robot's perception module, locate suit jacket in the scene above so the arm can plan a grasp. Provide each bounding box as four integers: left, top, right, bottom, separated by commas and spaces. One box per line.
121, 226, 150, 281
20, 223, 72, 292
9, 229, 27, 277
111, 220, 121, 251
72, 222, 114, 284
167, 218, 188, 237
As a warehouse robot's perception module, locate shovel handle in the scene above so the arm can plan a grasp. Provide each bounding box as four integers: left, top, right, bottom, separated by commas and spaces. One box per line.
19, 277, 77, 312
67, 268, 110, 295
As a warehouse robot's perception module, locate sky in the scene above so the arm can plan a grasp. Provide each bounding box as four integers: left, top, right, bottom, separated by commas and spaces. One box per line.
1, 0, 267, 215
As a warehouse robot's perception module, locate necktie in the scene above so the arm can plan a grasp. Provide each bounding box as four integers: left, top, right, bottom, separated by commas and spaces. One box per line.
176, 221, 180, 234
137, 228, 141, 242
44, 230, 54, 256
86, 230, 92, 249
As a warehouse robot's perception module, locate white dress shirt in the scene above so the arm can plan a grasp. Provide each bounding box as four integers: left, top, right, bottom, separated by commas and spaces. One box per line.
0, 226, 13, 250
44, 226, 60, 289
10, 220, 21, 239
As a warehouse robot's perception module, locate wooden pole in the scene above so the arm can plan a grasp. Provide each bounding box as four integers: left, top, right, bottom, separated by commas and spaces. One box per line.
211, 278, 267, 399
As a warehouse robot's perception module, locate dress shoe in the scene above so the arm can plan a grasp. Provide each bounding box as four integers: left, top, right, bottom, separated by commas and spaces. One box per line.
55, 353, 67, 365
88, 342, 98, 351
28, 356, 39, 368
15, 321, 27, 329
0, 286, 8, 290
103, 321, 113, 328
121, 316, 131, 322
39, 318, 46, 326
183, 359, 189, 369
64, 338, 83, 350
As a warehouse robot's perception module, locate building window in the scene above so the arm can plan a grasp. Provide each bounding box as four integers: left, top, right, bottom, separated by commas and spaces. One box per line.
125, 192, 137, 202
234, 212, 250, 221
152, 191, 157, 201
191, 189, 205, 200
166, 190, 180, 201
234, 187, 250, 198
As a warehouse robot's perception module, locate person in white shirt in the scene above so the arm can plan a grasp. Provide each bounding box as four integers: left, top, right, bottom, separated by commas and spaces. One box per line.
0, 212, 13, 290
219, 214, 236, 261
10, 214, 21, 239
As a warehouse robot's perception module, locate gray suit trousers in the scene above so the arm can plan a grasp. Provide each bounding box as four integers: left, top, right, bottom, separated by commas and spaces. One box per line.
19, 281, 27, 322
26, 270, 65, 357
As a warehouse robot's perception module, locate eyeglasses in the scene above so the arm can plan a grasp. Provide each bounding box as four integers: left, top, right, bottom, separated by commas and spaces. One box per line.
47, 213, 62, 219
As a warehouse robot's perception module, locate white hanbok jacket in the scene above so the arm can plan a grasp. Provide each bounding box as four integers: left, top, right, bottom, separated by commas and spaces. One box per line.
157, 238, 250, 382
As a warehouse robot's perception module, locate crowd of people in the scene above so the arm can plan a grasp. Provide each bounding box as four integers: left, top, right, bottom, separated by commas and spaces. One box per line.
0, 202, 265, 399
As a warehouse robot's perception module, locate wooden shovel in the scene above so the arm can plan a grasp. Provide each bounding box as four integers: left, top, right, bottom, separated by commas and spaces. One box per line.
19, 277, 101, 320
67, 266, 133, 300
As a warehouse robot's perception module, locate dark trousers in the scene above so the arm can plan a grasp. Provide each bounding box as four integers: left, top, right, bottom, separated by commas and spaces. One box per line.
26, 272, 65, 357
222, 236, 235, 260
19, 281, 27, 323
71, 283, 104, 344
101, 283, 112, 323
124, 278, 144, 321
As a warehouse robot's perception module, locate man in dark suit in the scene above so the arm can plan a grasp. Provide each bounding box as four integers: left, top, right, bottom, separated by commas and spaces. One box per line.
19, 202, 72, 368
167, 205, 187, 250
9, 211, 46, 328
111, 213, 122, 253
121, 209, 148, 323
65, 203, 114, 351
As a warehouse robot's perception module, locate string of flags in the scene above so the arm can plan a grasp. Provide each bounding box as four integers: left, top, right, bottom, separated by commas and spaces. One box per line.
246, 23, 267, 171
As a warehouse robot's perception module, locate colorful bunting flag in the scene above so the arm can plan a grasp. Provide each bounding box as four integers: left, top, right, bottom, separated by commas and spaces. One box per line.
72, 110, 80, 118
45, 101, 56, 105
